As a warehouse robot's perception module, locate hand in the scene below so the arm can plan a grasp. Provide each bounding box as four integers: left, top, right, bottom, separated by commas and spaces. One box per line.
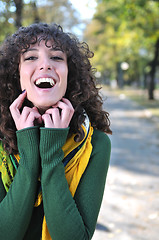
9, 91, 42, 130
42, 98, 74, 128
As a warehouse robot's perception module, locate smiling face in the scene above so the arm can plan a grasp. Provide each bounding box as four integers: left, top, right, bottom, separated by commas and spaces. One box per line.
19, 40, 68, 111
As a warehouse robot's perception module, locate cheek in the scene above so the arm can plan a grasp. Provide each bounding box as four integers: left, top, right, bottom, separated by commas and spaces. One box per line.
63, 65, 68, 82
19, 75, 25, 90
64, 69, 68, 91
19, 67, 30, 90
63, 82, 67, 95
19, 66, 25, 89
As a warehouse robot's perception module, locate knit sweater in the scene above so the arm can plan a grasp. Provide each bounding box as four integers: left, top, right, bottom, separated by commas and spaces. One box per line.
0, 127, 111, 240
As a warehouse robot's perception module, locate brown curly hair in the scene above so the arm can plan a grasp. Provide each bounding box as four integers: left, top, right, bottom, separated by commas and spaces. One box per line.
0, 22, 112, 154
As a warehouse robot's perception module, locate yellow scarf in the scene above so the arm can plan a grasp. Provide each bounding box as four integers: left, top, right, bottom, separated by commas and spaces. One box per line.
0, 119, 93, 240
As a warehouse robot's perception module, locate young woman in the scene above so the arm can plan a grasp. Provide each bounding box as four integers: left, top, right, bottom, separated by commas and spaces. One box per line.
0, 23, 111, 240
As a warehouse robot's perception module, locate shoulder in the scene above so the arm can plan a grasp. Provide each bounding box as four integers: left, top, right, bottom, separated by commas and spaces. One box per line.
90, 129, 111, 165
91, 129, 111, 151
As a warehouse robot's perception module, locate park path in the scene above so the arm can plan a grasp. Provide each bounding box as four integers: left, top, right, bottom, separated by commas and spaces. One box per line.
92, 89, 159, 240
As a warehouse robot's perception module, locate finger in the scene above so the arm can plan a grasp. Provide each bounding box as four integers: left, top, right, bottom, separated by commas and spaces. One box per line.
9, 91, 27, 122
62, 98, 74, 109
19, 106, 41, 127
53, 98, 74, 110
54, 100, 74, 128
20, 106, 33, 123
32, 106, 38, 111
56, 99, 74, 113
11, 90, 27, 110
56, 100, 74, 117
16, 107, 42, 130
42, 113, 54, 128
26, 110, 42, 126
32, 107, 43, 124
45, 108, 61, 128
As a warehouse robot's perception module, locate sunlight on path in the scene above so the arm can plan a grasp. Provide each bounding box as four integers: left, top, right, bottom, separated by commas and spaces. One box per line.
92, 90, 159, 240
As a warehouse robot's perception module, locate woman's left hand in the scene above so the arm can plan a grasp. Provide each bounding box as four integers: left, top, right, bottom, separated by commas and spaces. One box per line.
42, 98, 74, 128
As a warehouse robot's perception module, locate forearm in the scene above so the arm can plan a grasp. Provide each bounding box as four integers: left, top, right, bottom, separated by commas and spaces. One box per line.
0, 127, 40, 240
74, 131, 111, 238
40, 128, 89, 239
40, 128, 111, 240
42, 162, 89, 240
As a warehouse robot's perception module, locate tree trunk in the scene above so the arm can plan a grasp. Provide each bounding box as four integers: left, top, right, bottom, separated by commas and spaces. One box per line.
116, 62, 124, 88
14, 0, 23, 28
32, 1, 40, 23
148, 38, 159, 100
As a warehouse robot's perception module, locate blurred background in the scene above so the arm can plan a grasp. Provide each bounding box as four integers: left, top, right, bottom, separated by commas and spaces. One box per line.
0, 0, 159, 101
0, 0, 159, 239
0, 0, 158, 101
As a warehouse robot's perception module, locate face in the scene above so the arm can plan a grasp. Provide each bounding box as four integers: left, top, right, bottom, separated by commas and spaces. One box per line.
19, 40, 68, 111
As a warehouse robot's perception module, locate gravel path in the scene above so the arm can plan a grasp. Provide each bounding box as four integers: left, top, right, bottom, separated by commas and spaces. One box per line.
92, 89, 159, 240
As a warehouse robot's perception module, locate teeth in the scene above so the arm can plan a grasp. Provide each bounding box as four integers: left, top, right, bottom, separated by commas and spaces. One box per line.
35, 78, 55, 86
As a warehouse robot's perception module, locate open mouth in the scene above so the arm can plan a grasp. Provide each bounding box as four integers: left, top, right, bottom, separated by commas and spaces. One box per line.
35, 78, 55, 89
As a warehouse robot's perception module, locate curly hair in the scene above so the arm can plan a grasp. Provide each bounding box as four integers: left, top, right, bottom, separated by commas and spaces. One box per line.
0, 22, 112, 154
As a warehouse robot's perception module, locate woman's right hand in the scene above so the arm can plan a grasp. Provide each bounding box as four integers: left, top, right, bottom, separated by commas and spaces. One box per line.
9, 91, 42, 131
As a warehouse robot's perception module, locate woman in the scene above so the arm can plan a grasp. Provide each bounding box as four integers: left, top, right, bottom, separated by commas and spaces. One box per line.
0, 23, 111, 240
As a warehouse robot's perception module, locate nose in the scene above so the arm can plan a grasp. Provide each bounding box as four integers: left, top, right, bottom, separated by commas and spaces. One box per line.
39, 58, 52, 71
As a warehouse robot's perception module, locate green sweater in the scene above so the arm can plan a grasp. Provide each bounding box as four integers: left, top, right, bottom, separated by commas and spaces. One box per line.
0, 127, 111, 240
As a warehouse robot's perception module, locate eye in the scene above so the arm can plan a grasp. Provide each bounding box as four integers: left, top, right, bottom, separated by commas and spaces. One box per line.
51, 56, 64, 61
24, 56, 37, 61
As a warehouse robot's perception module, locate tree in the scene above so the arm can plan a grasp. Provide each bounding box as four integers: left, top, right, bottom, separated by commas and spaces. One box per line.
84, 0, 159, 98
14, 0, 23, 28
0, 0, 81, 42
148, 38, 159, 99
0, 0, 16, 41
36, 0, 80, 32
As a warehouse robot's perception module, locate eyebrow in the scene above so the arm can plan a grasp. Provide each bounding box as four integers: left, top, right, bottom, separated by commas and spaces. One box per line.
22, 47, 64, 55
22, 48, 38, 55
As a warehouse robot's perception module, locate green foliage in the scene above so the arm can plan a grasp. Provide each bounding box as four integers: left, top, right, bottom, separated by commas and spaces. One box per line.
84, 0, 159, 85
0, 0, 16, 41
0, 0, 81, 42
22, 0, 80, 31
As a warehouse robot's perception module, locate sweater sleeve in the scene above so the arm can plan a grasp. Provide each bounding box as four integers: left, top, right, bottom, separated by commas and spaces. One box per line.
0, 127, 40, 240
40, 128, 111, 240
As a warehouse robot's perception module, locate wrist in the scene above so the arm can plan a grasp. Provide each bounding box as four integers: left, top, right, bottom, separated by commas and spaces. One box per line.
40, 128, 69, 167
16, 127, 40, 168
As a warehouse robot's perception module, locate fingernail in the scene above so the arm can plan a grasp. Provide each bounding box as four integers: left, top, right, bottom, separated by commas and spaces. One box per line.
21, 89, 26, 94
